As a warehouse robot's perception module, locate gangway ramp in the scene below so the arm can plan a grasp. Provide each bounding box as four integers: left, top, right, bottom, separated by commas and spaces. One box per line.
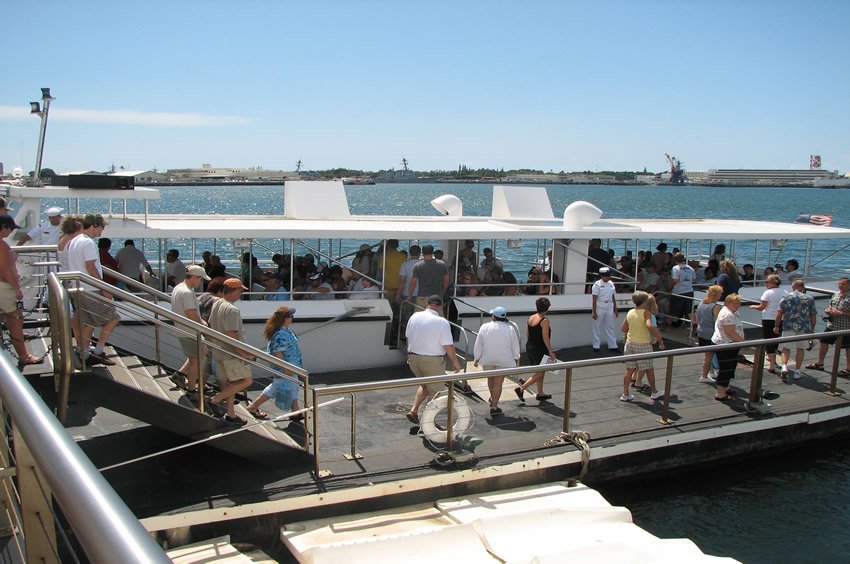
75, 350, 307, 466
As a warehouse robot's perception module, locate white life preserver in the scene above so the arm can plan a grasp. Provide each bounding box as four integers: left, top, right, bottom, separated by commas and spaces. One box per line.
419, 393, 474, 444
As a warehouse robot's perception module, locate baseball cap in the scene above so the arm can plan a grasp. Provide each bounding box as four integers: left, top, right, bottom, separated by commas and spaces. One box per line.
489, 306, 507, 319
223, 278, 248, 290
186, 265, 211, 280
308, 272, 322, 281
46, 206, 64, 216
427, 295, 443, 306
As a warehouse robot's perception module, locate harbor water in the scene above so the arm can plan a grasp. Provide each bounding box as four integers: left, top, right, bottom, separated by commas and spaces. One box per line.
51, 182, 850, 562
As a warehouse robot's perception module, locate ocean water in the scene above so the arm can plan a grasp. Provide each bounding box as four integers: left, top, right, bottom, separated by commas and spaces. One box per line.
51, 182, 850, 561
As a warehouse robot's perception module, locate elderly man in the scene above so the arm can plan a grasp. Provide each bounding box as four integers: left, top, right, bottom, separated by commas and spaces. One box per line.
165, 248, 187, 289
171, 265, 211, 394
775, 279, 817, 381
808, 277, 850, 376
591, 267, 619, 352
18, 206, 63, 245
208, 278, 256, 425
115, 239, 153, 283
404, 295, 462, 424
479, 248, 504, 284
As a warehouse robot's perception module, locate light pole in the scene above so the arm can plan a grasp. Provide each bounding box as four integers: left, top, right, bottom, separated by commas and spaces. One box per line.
29, 87, 55, 186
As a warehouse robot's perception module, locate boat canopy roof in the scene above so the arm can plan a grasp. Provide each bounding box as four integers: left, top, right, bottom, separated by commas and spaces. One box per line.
5, 181, 850, 241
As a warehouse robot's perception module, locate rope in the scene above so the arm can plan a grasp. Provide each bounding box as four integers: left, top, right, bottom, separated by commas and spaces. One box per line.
543, 430, 592, 479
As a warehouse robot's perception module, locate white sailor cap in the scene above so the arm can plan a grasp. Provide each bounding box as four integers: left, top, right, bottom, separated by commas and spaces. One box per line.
598, 267, 611, 275
46, 206, 64, 217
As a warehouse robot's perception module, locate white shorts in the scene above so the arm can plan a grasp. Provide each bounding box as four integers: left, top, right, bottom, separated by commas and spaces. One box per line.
782, 330, 810, 351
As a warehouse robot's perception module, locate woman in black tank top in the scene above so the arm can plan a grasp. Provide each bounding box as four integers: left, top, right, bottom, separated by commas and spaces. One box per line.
515, 297, 555, 402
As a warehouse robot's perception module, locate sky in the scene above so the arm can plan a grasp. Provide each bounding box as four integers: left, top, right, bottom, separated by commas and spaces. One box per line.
2, 0, 849, 175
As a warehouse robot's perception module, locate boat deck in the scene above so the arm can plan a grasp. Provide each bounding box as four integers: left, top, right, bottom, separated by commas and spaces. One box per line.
43, 330, 850, 529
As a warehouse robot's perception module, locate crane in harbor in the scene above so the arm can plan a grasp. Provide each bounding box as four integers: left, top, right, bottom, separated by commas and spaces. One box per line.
664, 153, 686, 184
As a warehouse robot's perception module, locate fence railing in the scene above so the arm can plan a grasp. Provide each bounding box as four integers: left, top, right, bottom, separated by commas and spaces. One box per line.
309, 327, 850, 476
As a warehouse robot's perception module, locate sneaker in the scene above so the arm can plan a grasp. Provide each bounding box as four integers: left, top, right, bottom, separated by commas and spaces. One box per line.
489, 407, 503, 416
792, 370, 803, 381
650, 390, 666, 400
536, 394, 552, 402
514, 387, 525, 402
699, 374, 717, 384
619, 394, 635, 402
780, 369, 789, 381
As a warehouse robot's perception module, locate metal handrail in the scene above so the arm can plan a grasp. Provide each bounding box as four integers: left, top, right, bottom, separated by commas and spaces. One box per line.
0, 351, 169, 562
102, 265, 172, 302
310, 326, 850, 475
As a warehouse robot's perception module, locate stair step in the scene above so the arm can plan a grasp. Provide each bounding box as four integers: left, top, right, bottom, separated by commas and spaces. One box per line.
166, 534, 275, 563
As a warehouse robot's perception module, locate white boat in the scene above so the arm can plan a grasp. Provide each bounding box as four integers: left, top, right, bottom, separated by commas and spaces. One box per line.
5, 179, 850, 374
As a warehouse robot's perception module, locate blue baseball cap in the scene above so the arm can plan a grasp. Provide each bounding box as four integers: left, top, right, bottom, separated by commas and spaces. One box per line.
489, 306, 507, 319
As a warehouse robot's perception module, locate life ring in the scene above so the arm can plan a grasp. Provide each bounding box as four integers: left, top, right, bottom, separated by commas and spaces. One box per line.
419, 393, 474, 444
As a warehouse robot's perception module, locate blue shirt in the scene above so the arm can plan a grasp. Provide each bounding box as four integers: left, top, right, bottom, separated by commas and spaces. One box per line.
778, 291, 817, 333
268, 327, 302, 367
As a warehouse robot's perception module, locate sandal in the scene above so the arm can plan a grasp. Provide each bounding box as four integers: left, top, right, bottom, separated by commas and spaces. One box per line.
224, 415, 247, 426
17, 355, 42, 369
766, 368, 777, 374
248, 409, 269, 420
715, 395, 732, 402
839, 369, 850, 377
805, 363, 824, 370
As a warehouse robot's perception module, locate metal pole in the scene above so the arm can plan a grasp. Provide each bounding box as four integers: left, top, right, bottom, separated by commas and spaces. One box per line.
32, 88, 54, 184
659, 356, 674, 425
446, 382, 455, 451
344, 393, 362, 460
561, 367, 572, 433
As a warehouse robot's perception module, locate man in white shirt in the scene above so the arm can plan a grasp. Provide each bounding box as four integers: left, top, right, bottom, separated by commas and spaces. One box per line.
165, 248, 187, 289
66, 213, 120, 366
404, 295, 462, 424
18, 206, 63, 246
591, 267, 619, 352
171, 265, 211, 394
473, 306, 519, 416
668, 253, 696, 328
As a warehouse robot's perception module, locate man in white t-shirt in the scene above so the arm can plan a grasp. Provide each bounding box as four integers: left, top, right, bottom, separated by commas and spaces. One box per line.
171, 265, 211, 394
668, 253, 696, 328
749, 274, 786, 374
66, 213, 120, 366
404, 295, 462, 424
165, 248, 187, 289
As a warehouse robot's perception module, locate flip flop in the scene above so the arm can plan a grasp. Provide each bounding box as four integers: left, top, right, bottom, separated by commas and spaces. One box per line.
766, 368, 777, 374
805, 363, 824, 370
839, 369, 850, 377
715, 395, 732, 402
17, 355, 42, 369
224, 415, 247, 426
249, 409, 269, 420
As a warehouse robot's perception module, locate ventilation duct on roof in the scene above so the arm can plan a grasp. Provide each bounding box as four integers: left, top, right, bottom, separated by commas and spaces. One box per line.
431, 194, 463, 216
563, 201, 602, 230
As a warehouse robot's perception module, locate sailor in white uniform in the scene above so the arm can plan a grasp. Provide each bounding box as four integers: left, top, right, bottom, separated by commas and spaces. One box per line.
18, 206, 63, 246
591, 267, 619, 352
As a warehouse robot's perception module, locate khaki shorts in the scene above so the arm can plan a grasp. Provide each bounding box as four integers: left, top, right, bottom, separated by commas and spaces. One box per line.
0, 281, 16, 313
215, 356, 252, 383
178, 336, 206, 358
408, 353, 446, 394
76, 291, 120, 327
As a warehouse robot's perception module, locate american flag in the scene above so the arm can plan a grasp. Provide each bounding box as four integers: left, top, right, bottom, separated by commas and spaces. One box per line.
795, 213, 833, 226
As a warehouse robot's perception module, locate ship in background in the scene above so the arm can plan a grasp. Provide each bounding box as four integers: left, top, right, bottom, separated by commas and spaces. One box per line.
373, 157, 434, 183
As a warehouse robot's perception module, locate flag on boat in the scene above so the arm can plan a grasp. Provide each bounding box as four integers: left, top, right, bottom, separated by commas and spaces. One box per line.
795, 213, 832, 226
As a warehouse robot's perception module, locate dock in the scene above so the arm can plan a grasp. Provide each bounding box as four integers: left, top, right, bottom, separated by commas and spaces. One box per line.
39, 332, 848, 542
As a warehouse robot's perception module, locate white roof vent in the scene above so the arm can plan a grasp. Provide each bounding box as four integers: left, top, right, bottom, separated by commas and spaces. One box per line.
492, 185, 554, 219
431, 194, 463, 216
284, 180, 351, 218
563, 201, 602, 230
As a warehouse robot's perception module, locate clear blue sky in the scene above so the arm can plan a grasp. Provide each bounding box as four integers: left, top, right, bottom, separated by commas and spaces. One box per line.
2, 0, 849, 175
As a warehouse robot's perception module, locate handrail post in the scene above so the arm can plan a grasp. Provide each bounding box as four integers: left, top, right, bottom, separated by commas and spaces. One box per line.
302, 374, 311, 451
196, 333, 205, 413
750, 344, 766, 405
658, 356, 674, 425
828, 335, 843, 395
343, 393, 363, 461
445, 380, 455, 451
562, 367, 573, 433
47, 274, 75, 423
313, 387, 326, 477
